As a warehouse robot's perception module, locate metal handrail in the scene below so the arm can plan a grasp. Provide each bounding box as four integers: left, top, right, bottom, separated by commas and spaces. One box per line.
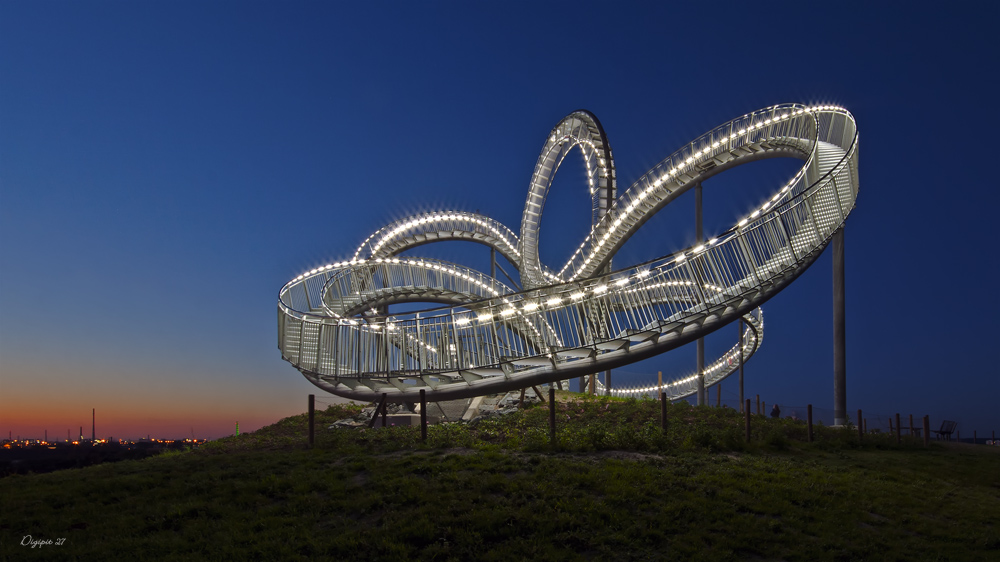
352, 211, 522, 265
278, 105, 858, 402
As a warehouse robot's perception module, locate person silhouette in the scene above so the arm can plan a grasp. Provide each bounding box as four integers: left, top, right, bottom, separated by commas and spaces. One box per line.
770, 404, 781, 418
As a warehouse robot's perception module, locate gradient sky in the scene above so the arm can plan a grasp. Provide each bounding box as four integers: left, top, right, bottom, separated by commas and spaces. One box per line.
2, 2, 998, 440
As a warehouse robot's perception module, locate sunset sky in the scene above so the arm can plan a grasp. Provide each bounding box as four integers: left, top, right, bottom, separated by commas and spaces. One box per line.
2, 2, 999, 440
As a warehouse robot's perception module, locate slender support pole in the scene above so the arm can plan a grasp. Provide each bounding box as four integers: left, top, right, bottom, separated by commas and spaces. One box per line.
716, 384, 721, 407
895, 413, 901, 444
923, 416, 930, 447
756, 395, 760, 415
857, 409, 863, 441
548, 387, 556, 447
588, 373, 596, 396
745, 399, 751, 442
738, 320, 744, 413
532, 386, 546, 403
494, 261, 522, 291
696, 182, 706, 406
369, 394, 388, 429
415, 313, 425, 372
519, 387, 526, 408
381, 395, 388, 428
807, 404, 814, 442
605, 370, 612, 396
420, 389, 427, 442
833, 228, 847, 426
660, 392, 667, 433
909, 414, 914, 436
308, 394, 315, 448
697, 339, 705, 406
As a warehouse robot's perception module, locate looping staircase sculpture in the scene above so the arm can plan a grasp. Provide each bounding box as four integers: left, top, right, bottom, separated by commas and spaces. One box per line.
278, 104, 859, 402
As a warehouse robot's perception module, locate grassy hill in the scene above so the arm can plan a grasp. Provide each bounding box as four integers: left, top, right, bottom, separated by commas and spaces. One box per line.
2, 393, 998, 561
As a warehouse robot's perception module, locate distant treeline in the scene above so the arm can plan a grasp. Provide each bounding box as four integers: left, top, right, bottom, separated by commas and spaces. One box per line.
0, 443, 187, 477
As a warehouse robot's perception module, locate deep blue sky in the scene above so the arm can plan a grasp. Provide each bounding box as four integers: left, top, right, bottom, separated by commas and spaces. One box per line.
2, 2, 998, 439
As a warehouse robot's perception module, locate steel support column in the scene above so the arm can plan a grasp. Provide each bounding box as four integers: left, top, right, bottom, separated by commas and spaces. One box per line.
695, 182, 705, 406
738, 319, 745, 413
833, 227, 847, 426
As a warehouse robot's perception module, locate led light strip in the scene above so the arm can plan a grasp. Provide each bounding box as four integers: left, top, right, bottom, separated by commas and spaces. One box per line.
561, 105, 844, 282
603, 313, 763, 397
352, 212, 521, 262
278, 104, 857, 403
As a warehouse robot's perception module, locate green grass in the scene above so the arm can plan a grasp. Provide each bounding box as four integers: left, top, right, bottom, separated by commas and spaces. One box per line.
2, 395, 998, 561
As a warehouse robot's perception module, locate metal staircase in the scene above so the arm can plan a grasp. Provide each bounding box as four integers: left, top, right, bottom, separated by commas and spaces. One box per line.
278, 104, 859, 402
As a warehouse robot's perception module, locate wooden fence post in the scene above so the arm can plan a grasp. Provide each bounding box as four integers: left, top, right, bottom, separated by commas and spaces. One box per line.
756, 395, 760, 415
308, 394, 315, 448
549, 387, 556, 447
923, 415, 930, 447
745, 399, 751, 442
807, 404, 814, 443
661, 392, 667, 432
420, 389, 427, 442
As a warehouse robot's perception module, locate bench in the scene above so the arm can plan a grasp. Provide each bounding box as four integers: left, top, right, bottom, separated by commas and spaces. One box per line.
931, 420, 958, 440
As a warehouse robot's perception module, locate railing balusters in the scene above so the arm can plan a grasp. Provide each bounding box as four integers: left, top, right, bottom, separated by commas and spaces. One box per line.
278, 105, 858, 400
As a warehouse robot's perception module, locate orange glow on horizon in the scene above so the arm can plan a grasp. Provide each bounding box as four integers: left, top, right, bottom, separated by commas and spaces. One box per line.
2, 358, 359, 440
1, 391, 325, 440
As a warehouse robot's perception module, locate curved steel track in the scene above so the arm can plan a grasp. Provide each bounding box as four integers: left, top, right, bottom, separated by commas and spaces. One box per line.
278, 104, 859, 402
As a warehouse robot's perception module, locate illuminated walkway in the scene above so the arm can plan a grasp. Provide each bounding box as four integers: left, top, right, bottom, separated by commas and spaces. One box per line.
278, 104, 859, 402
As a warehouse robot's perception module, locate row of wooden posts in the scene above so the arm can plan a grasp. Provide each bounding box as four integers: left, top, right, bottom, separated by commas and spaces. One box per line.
661, 394, 939, 447
305, 393, 993, 448
308, 390, 434, 447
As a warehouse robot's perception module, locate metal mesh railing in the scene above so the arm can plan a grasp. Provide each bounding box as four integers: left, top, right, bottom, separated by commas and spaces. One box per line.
278, 105, 858, 402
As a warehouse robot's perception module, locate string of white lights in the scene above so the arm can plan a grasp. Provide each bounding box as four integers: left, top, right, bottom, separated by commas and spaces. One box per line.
277, 103, 858, 402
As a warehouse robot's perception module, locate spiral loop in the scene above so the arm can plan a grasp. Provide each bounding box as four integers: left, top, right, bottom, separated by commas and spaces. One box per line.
278, 104, 858, 402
